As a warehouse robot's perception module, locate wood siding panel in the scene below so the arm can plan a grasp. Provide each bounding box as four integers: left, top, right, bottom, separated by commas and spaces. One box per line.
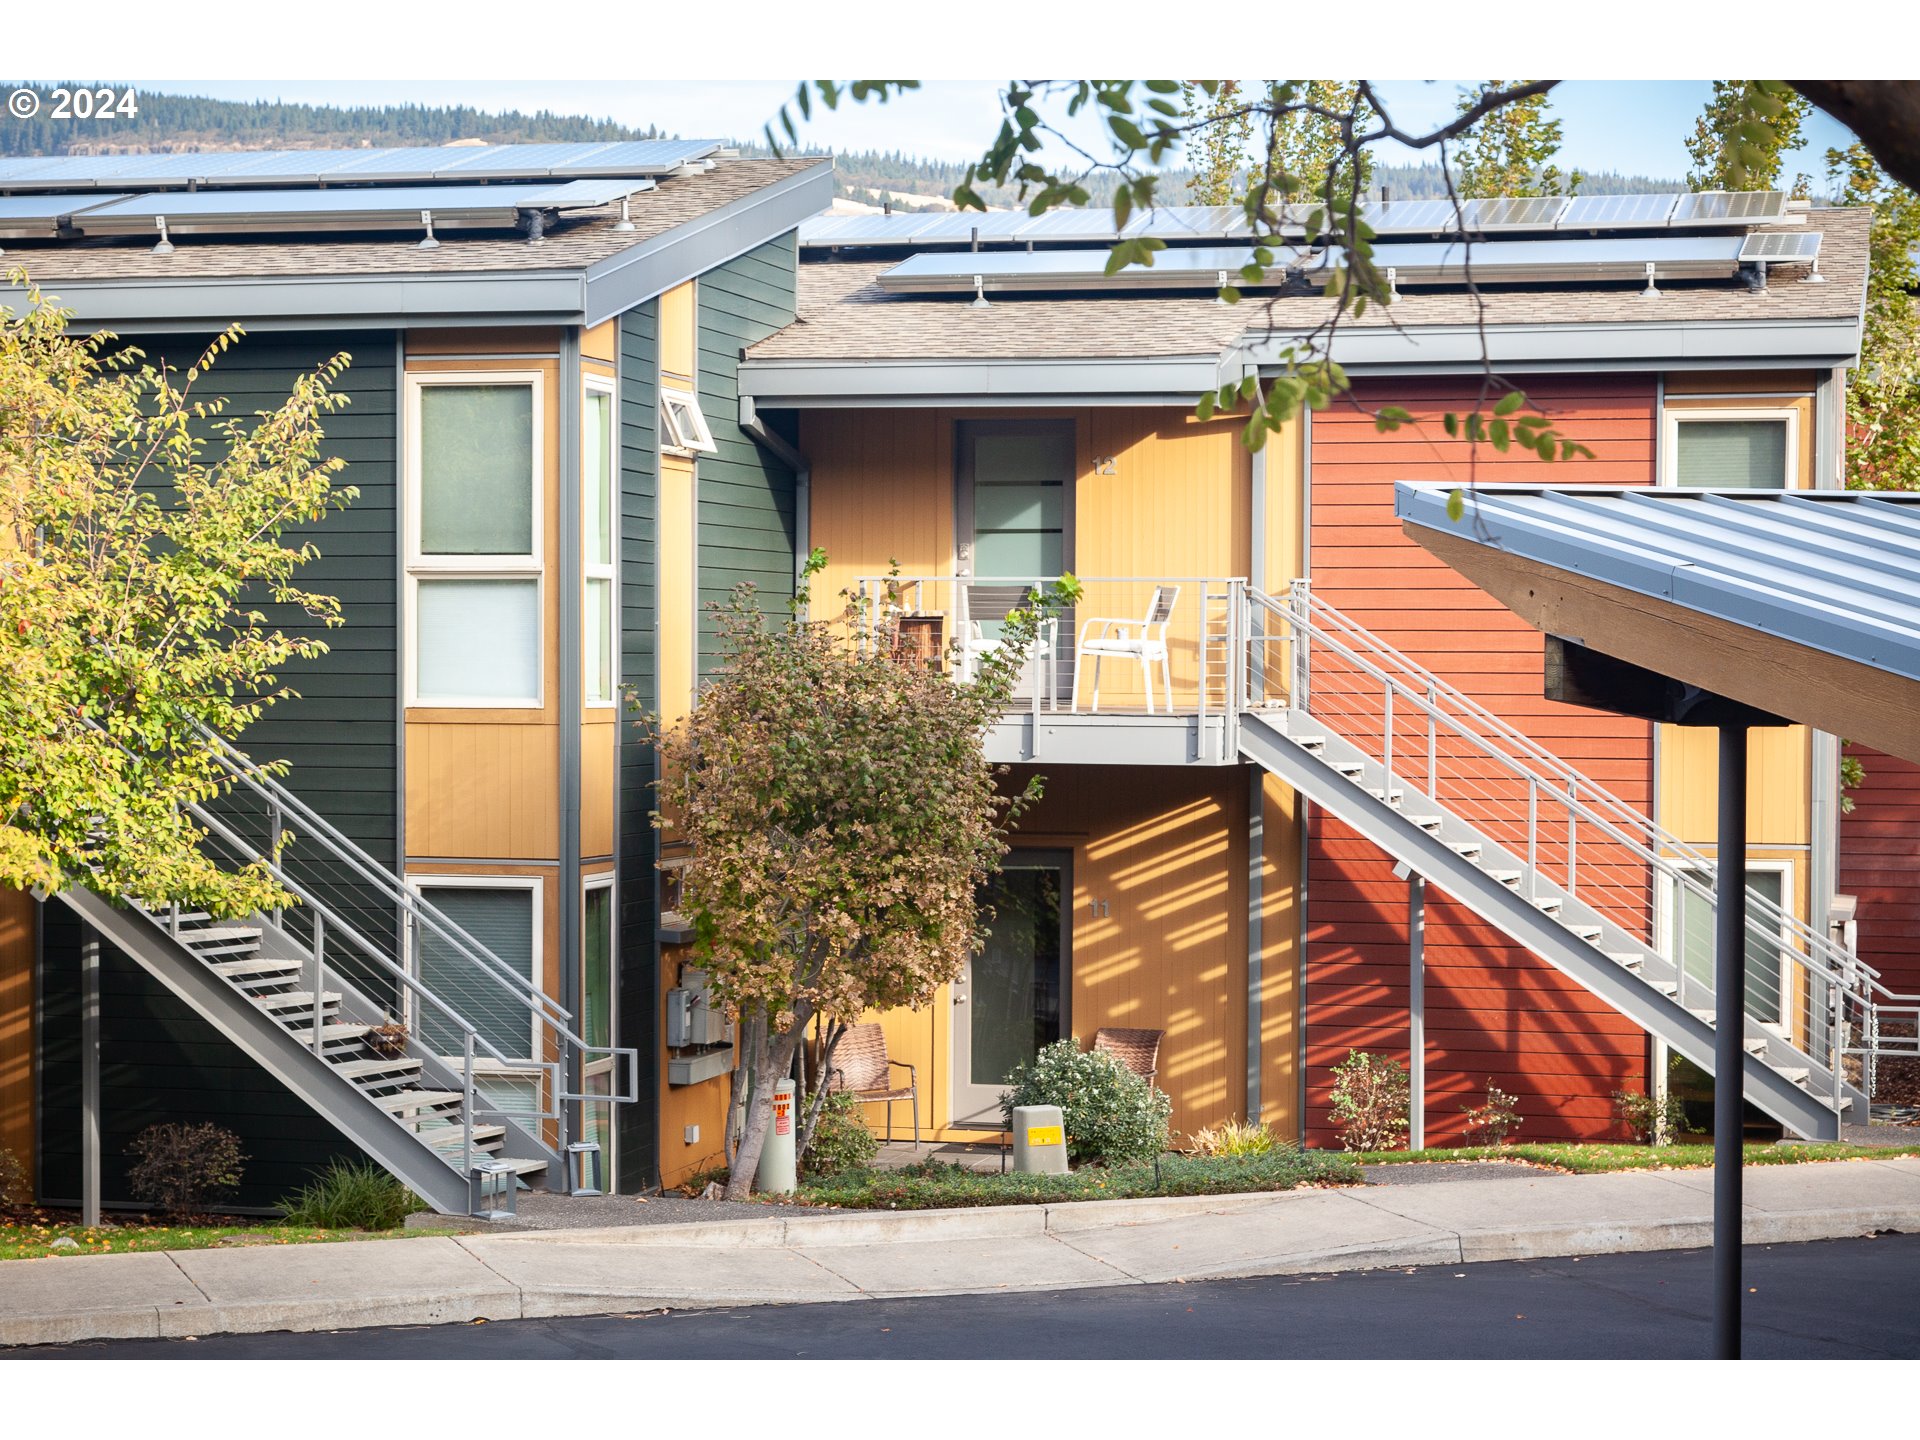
1305, 376, 1659, 1145
405, 723, 559, 859
1840, 746, 1920, 997
0, 888, 32, 1191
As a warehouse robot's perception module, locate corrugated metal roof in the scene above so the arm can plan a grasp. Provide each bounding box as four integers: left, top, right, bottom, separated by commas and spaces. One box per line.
1394, 484, 1920, 683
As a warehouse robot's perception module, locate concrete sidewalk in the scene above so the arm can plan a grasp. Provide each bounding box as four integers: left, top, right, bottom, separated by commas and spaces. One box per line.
5, 1157, 1919, 1348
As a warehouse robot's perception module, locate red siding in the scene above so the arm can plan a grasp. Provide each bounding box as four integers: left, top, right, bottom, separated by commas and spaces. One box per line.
1305, 376, 1657, 1146
1839, 745, 1920, 999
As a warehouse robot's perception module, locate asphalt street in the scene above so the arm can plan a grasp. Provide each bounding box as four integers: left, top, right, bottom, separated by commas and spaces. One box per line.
11, 1233, 1918, 1360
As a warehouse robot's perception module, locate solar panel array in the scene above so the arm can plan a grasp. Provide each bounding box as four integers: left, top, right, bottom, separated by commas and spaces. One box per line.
802, 191, 1798, 250
0, 139, 724, 192
1738, 230, 1824, 264
877, 244, 1309, 293
1298, 235, 1748, 288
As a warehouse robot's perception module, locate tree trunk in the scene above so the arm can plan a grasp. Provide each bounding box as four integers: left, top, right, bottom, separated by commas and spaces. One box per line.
797, 1019, 849, 1157
723, 1017, 807, 1200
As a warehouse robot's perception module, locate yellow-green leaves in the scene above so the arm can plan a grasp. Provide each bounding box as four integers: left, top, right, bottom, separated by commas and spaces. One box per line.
1446, 488, 1466, 522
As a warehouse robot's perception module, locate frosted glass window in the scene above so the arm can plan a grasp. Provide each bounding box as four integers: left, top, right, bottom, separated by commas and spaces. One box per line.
583, 885, 613, 1051
1675, 420, 1788, 489
419, 384, 535, 555
1674, 868, 1786, 1024
584, 391, 613, 567
416, 579, 539, 701
585, 577, 613, 703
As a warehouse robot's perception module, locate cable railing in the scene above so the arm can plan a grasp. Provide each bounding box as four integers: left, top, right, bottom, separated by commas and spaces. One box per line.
1248, 580, 1920, 1105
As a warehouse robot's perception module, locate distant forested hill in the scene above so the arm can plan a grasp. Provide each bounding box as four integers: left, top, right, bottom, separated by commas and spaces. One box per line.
0, 84, 1683, 206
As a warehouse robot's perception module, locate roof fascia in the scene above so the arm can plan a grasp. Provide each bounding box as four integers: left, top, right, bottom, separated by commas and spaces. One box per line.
737, 351, 1240, 408
582, 160, 831, 326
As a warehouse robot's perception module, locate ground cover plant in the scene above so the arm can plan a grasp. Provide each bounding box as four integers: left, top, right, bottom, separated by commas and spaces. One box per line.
1349, 1141, 1920, 1173
278, 1160, 426, 1231
0, 1211, 450, 1262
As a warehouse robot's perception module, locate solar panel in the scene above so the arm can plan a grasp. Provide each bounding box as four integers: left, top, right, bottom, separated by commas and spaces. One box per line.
73, 180, 645, 237
1123, 205, 1251, 241
0, 192, 129, 238
877, 243, 1308, 293
1362, 200, 1464, 235
1457, 196, 1571, 231
1009, 208, 1128, 242
1669, 190, 1790, 227
1738, 230, 1823, 264
0, 140, 726, 192
1300, 235, 1746, 286
1557, 193, 1680, 229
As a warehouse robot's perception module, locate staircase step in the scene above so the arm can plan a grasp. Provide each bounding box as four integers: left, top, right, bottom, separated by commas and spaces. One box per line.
1745, 1038, 1769, 1057
209, 957, 302, 981
1653, 980, 1678, 997
1779, 1067, 1812, 1086
1364, 787, 1404, 807
1605, 951, 1645, 972
335, 1058, 426, 1084
1333, 761, 1366, 778
1406, 815, 1443, 832
370, 1089, 465, 1114
255, 990, 342, 1012
1532, 896, 1563, 914
1291, 734, 1327, 749
1568, 925, 1603, 942
1486, 869, 1523, 885
1447, 841, 1484, 859
178, 924, 264, 956
283, 1022, 373, 1046
422, 1124, 506, 1149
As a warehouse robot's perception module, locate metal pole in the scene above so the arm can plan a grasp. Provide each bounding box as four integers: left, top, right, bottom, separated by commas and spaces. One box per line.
1714, 723, 1750, 1361
1409, 875, 1426, 1152
80, 925, 101, 1228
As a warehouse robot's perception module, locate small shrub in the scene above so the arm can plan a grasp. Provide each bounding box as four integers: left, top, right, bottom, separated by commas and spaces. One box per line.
803, 1090, 879, 1178
1186, 1116, 1279, 1158
1002, 1038, 1172, 1167
1462, 1079, 1523, 1146
125, 1123, 245, 1218
1612, 1089, 1688, 1146
1328, 1050, 1410, 1152
280, 1159, 426, 1230
0, 1146, 25, 1211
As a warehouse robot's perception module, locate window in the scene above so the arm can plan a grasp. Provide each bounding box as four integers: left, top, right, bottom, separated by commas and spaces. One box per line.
1662, 409, 1797, 489
660, 386, 717, 454
411, 877, 545, 1120
1667, 863, 1791, 1026
406, 374, 544, 705
580, 878, 617, 1183
584, 381, 617, 704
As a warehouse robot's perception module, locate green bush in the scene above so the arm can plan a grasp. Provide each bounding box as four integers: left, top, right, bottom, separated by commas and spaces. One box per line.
1328, 1050, 1410, 1152
792, 1149, 1361, 1210
125, 1123, 245, 1218
804, 1090, 879, 1178
1001, 1038, 1172, 1166
1611, 1088, 1689, 1145
1461, 1079, 1523, 1146
0, 1146, 25, 1210
280, 1160, 426, 1230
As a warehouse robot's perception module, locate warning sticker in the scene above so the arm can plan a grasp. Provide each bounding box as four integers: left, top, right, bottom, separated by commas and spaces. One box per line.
774, 1096, 792, 1137
1025, 1124, 1063, 1147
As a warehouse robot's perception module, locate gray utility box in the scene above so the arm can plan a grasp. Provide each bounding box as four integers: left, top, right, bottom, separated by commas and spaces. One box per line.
666, 968, 732, 1048
1012, 1104, 1070, 1174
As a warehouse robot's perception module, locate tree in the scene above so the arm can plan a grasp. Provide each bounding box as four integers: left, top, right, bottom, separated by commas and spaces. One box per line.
0, 275, 354, 915
1260, 81, 1373, 205
1826, 144, 1920, 490
1687, 81, 1812, 193
1182, 81, 1250, 204
1452, 80, 1579, 198
646, 560, 1078, 1197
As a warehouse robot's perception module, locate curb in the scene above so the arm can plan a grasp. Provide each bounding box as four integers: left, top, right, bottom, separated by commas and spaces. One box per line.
3, 1189, 1915, 1349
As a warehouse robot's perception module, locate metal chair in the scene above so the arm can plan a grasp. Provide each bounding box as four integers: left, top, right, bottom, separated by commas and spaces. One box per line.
1072, 585, 1178, 713
827, 1022, 920, 1146
1093, 1026, 1165, 1086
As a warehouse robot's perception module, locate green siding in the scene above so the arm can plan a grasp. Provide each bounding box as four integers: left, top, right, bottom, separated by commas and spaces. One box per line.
697, 234, 800, 668
36, 333, 400, 1204
617, 301, 661, 1191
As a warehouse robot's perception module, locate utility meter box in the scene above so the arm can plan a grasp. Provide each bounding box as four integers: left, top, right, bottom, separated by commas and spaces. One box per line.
679, 968, 733, 1046
664, 987, 694, 1047
1012, 1104, 1069, 1174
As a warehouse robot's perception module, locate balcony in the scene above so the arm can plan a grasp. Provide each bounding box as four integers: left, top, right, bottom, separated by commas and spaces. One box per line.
853, 575, 1294, 767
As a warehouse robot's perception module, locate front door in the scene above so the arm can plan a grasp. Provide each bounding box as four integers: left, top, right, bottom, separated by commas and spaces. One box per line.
950, 851, 1071, 1127
955, 418, 1075, 700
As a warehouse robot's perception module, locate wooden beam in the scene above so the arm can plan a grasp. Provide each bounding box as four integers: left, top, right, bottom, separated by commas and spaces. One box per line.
1410, 525, 1920, 764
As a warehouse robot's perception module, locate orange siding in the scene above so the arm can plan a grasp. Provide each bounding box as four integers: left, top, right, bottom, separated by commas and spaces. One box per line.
1305, 376, 1658, 1145
0, 887, 32, 1191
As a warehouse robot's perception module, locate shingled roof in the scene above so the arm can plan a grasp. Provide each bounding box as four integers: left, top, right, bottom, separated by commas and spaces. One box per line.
747, 206, 1870, 366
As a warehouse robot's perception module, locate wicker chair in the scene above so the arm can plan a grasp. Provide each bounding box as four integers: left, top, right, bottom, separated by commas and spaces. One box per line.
1093, 1027, 1164, 1086
827, 1022, 920, 1146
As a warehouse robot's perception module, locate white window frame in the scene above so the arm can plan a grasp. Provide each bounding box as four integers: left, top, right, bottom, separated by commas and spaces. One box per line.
406, 873, 546, 1067
660, 385, 717, 456
404, 370, 546, 709
1660, 407, 1800, 489
583, 376, 619, 707
581, 873, 619, 1188
1656, 858, 1796, 1028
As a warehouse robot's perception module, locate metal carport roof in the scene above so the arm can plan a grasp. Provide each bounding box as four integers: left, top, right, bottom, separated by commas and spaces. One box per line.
1394, 484, 1920, 761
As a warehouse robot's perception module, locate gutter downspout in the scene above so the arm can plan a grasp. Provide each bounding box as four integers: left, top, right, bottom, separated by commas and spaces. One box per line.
559, 329, 584, 1183
739, 395, 811, 611
1809, 365, 1846, 946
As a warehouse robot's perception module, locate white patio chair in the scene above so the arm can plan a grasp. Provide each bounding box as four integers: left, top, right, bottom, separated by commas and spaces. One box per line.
1072, 585, 1179, 713
960, 615, 1059, 700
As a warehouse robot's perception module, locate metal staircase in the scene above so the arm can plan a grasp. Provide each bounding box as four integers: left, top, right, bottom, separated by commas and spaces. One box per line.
1237, 580, 1918, 1141
60, 733, 638, 1216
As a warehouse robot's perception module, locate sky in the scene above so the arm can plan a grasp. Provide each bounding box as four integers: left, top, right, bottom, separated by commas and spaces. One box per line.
121, 79, 1861, 191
